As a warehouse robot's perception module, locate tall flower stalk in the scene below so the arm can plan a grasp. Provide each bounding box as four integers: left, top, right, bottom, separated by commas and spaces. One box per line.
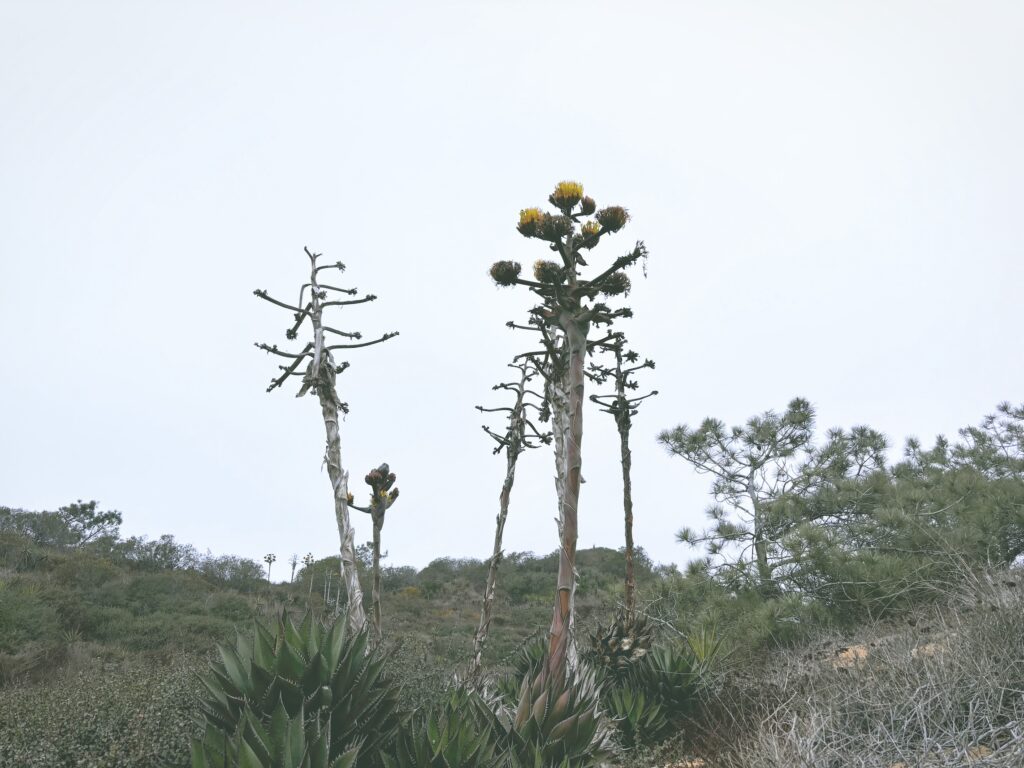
589, 333, 656, 622
350, 463, 399, 643
255, 248, 398, 633
491, 181, 646, 677
469, 360, 550, 679
302, 552, 315, 607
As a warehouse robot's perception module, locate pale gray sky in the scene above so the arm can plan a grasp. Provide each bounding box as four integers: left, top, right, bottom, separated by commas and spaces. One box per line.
1, 1, 1021, 573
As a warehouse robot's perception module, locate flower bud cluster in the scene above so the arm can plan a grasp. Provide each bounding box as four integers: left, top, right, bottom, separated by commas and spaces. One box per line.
596, 206, 629, 233
599, 271, 632, 297
533, 259, 565, 285
490, 260, 522, 286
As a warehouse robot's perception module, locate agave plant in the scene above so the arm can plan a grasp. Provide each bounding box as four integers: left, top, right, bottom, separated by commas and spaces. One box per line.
192, 701, 360, 768
505, 662, 615, 768
585, 612, 656, 681
196, 611, 402, 766
634, 626, 724, 718
601, 686, 672, 748
495, 635, 548, 706
382, 686, 506, 768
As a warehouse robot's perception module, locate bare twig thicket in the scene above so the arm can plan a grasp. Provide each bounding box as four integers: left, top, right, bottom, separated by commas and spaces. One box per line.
693, 566, 1024, 768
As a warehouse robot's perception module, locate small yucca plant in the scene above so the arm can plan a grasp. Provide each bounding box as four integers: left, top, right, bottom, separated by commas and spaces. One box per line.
195, 611, 402, 766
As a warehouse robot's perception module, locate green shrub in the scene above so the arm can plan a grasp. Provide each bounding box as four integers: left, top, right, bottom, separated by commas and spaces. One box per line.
0, 656, 201, 767
0, 579, 62, 653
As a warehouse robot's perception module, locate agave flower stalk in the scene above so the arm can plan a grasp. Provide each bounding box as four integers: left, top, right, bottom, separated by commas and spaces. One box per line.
469, 360, 551, 679
350, 463, 399, 642
302, 552, 315, 606
588, 333, 657, 622
263, 553, 276, 585
491, 181, 647, 678
254, 248, 398, 633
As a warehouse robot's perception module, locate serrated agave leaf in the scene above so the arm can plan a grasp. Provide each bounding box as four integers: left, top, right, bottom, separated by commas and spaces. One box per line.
549, 687, 571, 722
219, 644, 251, 692
546, 712, 577, 743
301, 651, 328, 696
209, 664, 244, 700
514, 682, 533, 729
284, 714, 306, 767
275, 636, 307, 682
237, 736, 266, 768
191, 739, 216, 768
200, 672, 232, 709
327, 744, 360, 768
307, 718, 331, 768
350, 630, 369, 665
235, 632, 254, 663
268, 699, 290, 759
254, 622, 276, 670
346, 657, 386, 704
298, 611, 320, 656
323, 613, 347, 672
426, 715, 442, 750
281, 614, 308, 663
276, 674, 304, 714
251, 661, 276, 703
242, 710, 273, 765
529, 688, 549, 726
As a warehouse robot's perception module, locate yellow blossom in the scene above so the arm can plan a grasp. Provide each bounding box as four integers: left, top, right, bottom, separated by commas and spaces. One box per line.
550, 181, 584, 210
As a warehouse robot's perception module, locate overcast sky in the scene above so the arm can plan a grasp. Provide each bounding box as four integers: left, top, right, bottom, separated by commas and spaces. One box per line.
1, 2, 1021, 575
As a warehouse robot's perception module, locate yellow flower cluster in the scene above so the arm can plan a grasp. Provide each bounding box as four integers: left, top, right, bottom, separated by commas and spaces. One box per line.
550, 181, 584, 210
519, 207, 544, 226
517, 207, 547, 237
